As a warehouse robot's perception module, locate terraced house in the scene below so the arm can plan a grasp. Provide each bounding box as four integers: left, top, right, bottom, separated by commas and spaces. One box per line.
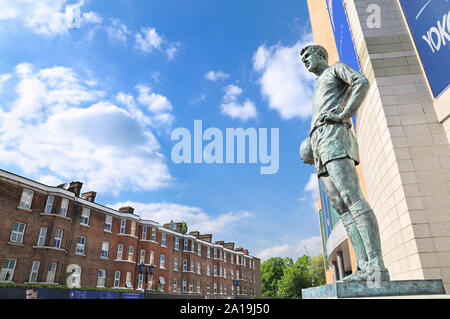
0, 169, 262, 298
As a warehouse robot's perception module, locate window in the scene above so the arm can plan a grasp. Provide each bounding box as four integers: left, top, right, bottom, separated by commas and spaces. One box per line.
224, 285, 227, 295
161, 233, 166, 246
46, 262, 57, 283
220, 283, 223, 294
196, 281, 201, 294
236, 270, 240, 279
183, 240, 188, 251
190, 260, 194, 272
214, 265, 217, 277
224, 252, 227, 262
207, 247, 211, 258
76, 236, 86, 254
189, 280, 194, 292
120, 220, 126, 234
101, 242, 109, 258
117, 244, 124, 260
128, 246, 134, 261
231, 269, 234, 279
220, 266, 222, 277
214, 248, 217, 259
206, 282, 210, 294
1, 258, 16, 282
69, 265, 81, 288
114, 271, 121, 287
174, 237, 179, 250
173, 279, 178, 292
191, 240, 194, 252
140, 250, 145, 264
59, 198, 68, 216
126, 272, 133, 288
10, 222, 26, 244
44, 195, 54, 214
158, 277, 165, 292
182, 279, 187, 292
224, 268, 227, 278
174, 257, 179, 271
214, 283, 217, 294
81, 208, 90, 225
231, 254, 234, 264
183, 259, 187, 271
197, 243, 201, 256
37, 227, 47, 246
18, 189, 33, 210
150, 251, 154, 264
53, 229, 63, 249
105, 215, 112, 232
160, 254, 165, 269
29, 261, 40, 283
138, 274, 143, 290
151, 228, 156, 241
142, 226, 147, 240
207, 264, 211, 276
97, 269, 106, 288
197, 262, 201, 275
131, 221, 136, 236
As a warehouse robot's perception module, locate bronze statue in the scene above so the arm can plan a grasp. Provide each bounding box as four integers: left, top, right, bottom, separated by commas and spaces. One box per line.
300, 44, 389, 282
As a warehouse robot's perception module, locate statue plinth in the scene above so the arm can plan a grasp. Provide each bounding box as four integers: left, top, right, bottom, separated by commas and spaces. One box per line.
301, 279, 447, 299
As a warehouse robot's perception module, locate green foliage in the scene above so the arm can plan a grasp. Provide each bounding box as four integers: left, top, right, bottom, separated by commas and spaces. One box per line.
181, 221, 188, 234
260, 254, 326, 299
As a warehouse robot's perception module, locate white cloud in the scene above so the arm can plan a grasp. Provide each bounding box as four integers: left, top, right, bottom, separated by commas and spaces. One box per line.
220, 84, 257, 121
252, 34, 316, 120
136, 84, 173, 113
135, 27, 180, 59
204, 71, 230, 82
106, 18, 130, 43
110, 201, 254, 235
0, 74, 11, 93
299, 173, 320, 210
256, 236, 323, 261
135, 27, 163, 52
0, 0, 101, 35
0, 63, 173, 195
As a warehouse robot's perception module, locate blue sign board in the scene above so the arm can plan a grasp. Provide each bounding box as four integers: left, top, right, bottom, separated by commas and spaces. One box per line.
399, 0, 450, 97
326, 0, 360, 71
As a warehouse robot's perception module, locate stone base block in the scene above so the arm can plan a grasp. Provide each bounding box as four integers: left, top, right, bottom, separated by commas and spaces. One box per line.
302, 280, 446, 299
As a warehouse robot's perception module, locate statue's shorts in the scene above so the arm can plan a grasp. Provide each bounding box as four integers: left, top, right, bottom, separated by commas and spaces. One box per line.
310, 122, 360, 176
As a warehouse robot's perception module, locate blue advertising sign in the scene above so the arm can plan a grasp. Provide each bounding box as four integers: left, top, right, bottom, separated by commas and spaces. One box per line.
326, 0, 360, 71
399, 0, 450, 97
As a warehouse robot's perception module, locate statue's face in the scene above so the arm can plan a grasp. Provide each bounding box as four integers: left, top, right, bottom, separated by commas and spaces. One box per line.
301, 48, 324, 73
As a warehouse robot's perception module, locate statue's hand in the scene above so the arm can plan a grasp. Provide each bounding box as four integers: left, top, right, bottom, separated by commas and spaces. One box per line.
300, 138, 314, 165
321, 111, 343, 123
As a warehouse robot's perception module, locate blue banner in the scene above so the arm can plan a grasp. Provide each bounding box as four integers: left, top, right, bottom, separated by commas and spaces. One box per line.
399, 0, 450, 97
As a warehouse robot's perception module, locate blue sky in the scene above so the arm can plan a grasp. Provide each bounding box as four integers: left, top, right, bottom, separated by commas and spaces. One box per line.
0, 0, 322, 260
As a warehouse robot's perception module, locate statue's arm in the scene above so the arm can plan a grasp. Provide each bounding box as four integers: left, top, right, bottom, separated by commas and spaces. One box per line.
332, 62, 370, 121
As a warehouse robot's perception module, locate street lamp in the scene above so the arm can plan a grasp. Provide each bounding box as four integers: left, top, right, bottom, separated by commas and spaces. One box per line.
233, 280, 239, 299
139, 263, 146, 291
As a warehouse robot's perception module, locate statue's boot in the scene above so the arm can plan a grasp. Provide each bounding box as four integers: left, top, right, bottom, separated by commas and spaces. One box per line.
348, 201, 390, 282
340, 211, 368, 282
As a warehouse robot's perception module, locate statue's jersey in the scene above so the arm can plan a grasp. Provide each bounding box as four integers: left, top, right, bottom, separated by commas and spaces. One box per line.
309, 61, 367, 175
310, 61, 366, 134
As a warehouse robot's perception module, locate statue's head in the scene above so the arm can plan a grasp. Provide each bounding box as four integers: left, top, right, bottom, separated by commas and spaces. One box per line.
300, 45, 328, 74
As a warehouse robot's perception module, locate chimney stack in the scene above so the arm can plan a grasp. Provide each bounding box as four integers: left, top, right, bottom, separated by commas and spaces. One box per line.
119, 206, 135, 214
68, 181, 83, 197
82, 191, 97, 203
189, 231, 200, 238
224, 242, 235, 250
198, 234, 212, 243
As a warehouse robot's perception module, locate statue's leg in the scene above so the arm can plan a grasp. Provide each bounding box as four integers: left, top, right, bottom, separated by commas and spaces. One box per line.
320, 174, 368, 278
325, 158, 389, 281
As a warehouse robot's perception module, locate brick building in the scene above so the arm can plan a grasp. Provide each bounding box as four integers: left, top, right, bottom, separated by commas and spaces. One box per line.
0, 169, 261, 298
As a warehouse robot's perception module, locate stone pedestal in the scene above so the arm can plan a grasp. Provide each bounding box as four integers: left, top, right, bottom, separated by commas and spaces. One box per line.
302, 280, 446, 299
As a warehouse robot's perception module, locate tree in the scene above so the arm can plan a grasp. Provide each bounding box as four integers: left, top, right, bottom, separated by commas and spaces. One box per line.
276, 255, 310, 299
181, 221, 188, 234
260, 257, 285, 297
308, 255, 326, 287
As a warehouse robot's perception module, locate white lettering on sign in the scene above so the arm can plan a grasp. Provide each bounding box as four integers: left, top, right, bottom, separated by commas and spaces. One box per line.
422, 10, 450, 53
